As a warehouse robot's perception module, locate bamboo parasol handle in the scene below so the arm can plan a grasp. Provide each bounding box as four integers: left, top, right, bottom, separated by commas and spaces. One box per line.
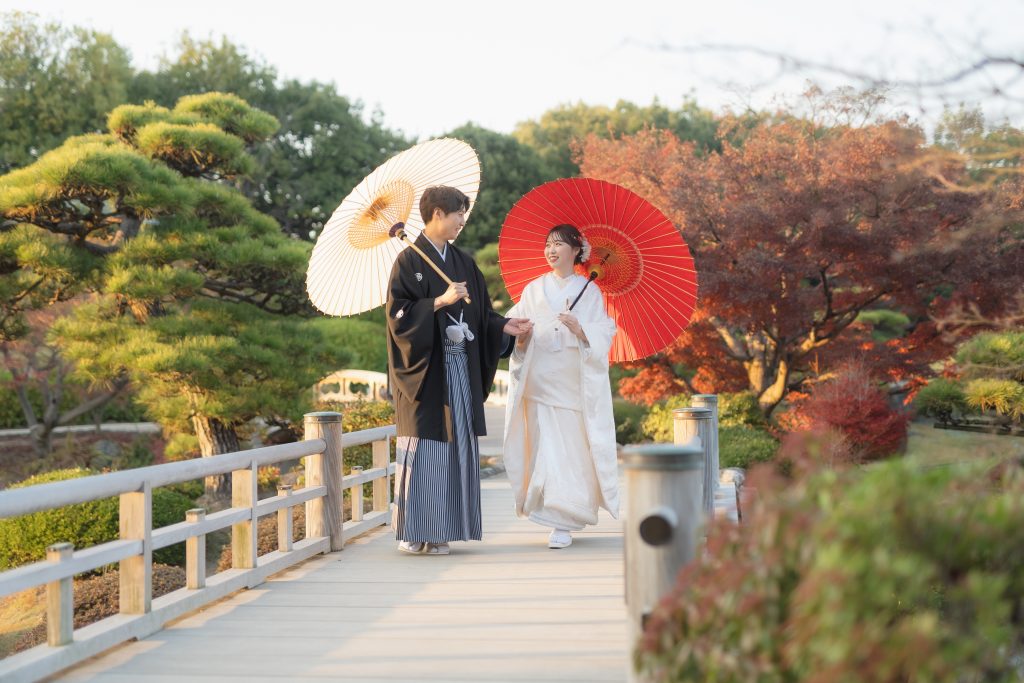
389, 223, 471, 305
569, 251, 612, 311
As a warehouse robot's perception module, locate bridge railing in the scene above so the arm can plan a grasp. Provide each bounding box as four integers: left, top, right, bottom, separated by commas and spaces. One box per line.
0, 411, 392, 683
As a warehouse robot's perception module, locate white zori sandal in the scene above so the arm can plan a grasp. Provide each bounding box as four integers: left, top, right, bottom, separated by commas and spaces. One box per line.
398, 541, 425, 554
548, 529, 572, 549
425, 542, 450, 555
398, 541, 450, 555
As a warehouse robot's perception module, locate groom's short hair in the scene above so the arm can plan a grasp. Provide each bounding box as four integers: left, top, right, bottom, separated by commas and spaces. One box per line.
420, 186, 470, 224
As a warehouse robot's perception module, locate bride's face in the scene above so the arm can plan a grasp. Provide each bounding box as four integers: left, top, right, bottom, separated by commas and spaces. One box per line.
545, 236, 580, 273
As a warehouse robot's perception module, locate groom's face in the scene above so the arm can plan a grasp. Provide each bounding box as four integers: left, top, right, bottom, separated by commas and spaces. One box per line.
433, 207, 466, 242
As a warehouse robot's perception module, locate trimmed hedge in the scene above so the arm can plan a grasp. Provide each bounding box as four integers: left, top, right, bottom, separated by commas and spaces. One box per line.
0, 468, 196, 569
915, 377, 970, 424
315, 400, 394, 472
719, 425, 779, 469
613, 398, 648, 445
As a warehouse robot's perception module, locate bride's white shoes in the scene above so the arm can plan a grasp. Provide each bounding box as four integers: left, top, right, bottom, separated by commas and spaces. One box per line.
548, 529, 572, 549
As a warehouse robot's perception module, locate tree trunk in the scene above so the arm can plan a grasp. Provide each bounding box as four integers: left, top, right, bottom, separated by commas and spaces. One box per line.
739, 335, 791, 417
192, 415, 241, 497
24, 380, 127, 458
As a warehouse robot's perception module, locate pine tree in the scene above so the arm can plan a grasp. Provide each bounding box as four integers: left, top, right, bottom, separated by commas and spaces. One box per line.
1, 93, 360, 491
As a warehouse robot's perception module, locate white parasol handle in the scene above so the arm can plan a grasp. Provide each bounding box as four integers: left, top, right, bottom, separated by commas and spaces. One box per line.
389, 223, 471, 305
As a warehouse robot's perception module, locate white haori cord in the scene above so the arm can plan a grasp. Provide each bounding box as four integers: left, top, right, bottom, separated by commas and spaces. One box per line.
445, 311, 475, 343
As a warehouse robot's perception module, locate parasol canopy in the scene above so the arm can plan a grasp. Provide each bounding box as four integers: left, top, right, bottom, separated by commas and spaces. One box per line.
306, 138, 480, 316
499, 177, 698, 362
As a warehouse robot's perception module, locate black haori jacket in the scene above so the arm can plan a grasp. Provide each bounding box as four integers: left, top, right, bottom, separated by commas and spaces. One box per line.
386, 233, 508, 441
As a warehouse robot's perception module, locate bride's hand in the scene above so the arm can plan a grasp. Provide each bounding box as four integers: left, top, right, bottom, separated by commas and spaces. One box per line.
557, 312, 584, 339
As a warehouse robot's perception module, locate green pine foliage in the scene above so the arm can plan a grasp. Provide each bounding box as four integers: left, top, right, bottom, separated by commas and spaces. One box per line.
957, 330, 1024, 382
965, 378, 1024, 421
172, 92, 279, 143
310, 317, 387, 372
134, 122, 253, 177
2, 92, 364, 458
56, 297, 351, 434
958, 330, 1024, 422
107, 102, 199, 142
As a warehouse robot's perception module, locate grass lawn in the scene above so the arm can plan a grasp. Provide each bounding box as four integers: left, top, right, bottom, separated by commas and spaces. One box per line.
903, 419, 1024, 465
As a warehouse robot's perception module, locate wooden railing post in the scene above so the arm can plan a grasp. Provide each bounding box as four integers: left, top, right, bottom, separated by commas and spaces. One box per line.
119, 483, 152, 615
673, 407, 715, 517
185, 509, 206, 589
46, 543, 73, 646
621, 443, 704, 683
372, 437, 391, 516
691, 394, 720, 502
232, 462, 258, 571
304, 411, 344, 551
350, 466, 364, 522
277, 486, 293, 552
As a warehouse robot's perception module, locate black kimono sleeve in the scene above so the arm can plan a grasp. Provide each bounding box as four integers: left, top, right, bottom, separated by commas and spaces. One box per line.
386, 252, 437, 404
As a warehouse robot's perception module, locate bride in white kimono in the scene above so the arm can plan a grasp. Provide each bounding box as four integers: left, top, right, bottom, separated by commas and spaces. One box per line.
503, 224, 619, 549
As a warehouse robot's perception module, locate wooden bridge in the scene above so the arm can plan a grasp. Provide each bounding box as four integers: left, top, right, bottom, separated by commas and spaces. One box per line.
0, 410, 629, 682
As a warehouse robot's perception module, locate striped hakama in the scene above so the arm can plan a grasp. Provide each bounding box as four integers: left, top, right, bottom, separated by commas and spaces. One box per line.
393, 338, 483, 542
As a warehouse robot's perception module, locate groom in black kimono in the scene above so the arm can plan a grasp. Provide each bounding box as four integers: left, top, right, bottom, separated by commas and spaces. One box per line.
386, 185, 531, 555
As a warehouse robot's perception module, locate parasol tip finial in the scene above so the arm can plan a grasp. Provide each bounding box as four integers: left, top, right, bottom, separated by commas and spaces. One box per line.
388, 222, 406, 239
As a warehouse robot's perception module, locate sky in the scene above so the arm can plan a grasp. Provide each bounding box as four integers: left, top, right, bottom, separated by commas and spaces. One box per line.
6, 0, 1023, 139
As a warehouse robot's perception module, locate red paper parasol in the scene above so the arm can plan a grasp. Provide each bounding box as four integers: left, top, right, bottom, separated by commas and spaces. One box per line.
498, 178, 698, 362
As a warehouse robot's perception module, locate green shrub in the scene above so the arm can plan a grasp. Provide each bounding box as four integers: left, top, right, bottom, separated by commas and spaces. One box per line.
613, 399, 648, 445
915, 378, 970, 424
0, 468, 196, 569
315, 400, 395, 472
641, 394, 692, 443
965, 378, 1024, 421
0, 469, 117, 570
718, 391, 766, 428
0, 385, 148, 429
637, 454, 1024, 682
641, 392, 768, 444
0, 385, 27, 428
718, 425, 778, 469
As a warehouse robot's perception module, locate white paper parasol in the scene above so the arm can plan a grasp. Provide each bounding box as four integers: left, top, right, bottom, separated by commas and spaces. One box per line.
306, 138, 480, 316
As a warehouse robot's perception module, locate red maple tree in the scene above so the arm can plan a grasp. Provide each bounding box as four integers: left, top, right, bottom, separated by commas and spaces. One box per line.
580, 110, 1021, 414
